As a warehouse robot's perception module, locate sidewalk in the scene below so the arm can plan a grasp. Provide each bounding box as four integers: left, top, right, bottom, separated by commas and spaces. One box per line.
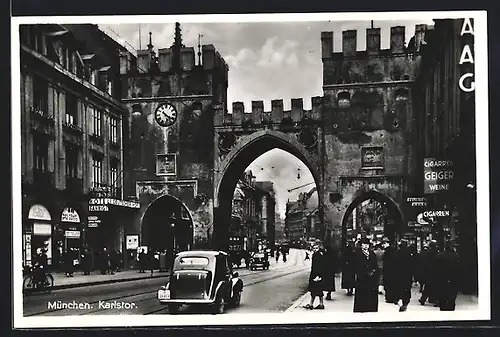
286, 275, 478, 313
47, 269, 170, 290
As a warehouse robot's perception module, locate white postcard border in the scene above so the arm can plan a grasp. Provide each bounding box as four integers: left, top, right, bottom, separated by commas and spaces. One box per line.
11, 10, 490, 328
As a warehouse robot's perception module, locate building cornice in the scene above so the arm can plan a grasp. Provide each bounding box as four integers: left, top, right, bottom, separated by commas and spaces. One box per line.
323, 80, 414, 90
21, 44, 126, 113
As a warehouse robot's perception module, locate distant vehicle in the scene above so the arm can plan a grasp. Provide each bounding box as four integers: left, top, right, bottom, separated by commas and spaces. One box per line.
249, 252, 270, 270
157, 251, 243, 314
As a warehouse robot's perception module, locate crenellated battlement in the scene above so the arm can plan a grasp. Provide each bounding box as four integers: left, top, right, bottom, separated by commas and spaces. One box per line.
321, 24, 430, 59
119, 43, 228, 75
214, 97, 323, 127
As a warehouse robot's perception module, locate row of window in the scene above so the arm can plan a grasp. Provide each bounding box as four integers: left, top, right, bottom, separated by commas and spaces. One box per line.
32, 76, 119, 144
33, 133, 120, 193
21, 25, 114, 97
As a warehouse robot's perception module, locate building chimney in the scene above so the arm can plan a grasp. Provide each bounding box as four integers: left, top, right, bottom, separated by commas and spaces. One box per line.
321, 31, 334, 59
366, 28, 381, 55
414, 24, 427, 52
342, 30, 357, 56
390, 26, 405, 53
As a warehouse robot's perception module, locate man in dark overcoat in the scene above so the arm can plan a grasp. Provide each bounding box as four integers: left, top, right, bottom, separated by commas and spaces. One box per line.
323, 246, 338, 300
382, 237, 398, 304
304, 244, 326, 310
434, 243, 461, 311
353, 238, 379, 312
394, 239, 414, 312
419, 240, 439, 305
341, 240, 356, 296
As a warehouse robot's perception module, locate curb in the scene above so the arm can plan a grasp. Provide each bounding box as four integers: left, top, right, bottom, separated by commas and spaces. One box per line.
48, 273, 170, 291
284, 292, 310, 312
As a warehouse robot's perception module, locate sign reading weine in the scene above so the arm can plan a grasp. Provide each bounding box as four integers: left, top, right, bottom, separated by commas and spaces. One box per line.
424, 158, 454, 194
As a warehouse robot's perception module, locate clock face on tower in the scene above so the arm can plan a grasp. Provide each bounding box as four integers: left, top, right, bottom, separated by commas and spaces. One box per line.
155, 103, 178, 127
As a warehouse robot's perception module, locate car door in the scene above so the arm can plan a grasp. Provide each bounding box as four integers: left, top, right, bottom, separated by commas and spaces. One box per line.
221, 255, 232, 299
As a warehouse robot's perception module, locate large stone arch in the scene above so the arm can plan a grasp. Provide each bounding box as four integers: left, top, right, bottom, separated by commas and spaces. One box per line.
213, 129, 324, 250
340, 189, 404, 250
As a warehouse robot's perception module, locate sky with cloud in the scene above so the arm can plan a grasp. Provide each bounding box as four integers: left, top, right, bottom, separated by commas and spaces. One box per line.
100, 19, 433, 217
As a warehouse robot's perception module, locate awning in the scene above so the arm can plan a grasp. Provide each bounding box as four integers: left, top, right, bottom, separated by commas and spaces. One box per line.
99, 65, 112, 72
81, 54, 95, 61
46, 30, 69, 37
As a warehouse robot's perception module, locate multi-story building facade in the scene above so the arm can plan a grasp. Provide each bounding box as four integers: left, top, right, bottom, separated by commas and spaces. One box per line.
255, 181, 276, 251
285, 187, 318, 246
412, 18, 477, 293
19, 24, 138, 269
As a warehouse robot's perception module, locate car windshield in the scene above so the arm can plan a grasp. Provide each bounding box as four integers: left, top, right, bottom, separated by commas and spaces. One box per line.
178, 257, 210, 266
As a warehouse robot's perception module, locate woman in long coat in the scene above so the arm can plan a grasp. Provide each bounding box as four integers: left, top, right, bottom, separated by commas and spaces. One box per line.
353, 238, 379, 313
323, 246, 337, 300
342, 241, 356, 296
304, 245, 326, 309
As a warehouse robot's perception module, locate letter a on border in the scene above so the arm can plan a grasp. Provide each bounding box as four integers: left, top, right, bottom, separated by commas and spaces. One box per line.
461, 18, 474, 36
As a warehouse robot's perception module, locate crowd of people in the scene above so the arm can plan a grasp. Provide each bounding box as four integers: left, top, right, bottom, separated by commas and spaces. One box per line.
304, 237, 463, 313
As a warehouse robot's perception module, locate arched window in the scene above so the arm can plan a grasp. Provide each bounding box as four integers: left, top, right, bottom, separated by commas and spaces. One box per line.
337, 91, 351, 108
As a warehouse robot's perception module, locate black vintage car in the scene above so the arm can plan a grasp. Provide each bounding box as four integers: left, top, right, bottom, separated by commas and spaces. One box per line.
249, 252, 270, 270
157, 251, 243, 314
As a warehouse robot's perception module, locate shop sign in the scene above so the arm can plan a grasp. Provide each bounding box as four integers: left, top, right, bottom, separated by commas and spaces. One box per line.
33, 223, 51, 235
61, 207, 80, 223
89, 198, 140, 209
89, 204, 110, 212
126, 235, 139, 250
65, 230, 81, 238
406, 197, 427, 207
28, 204, 51, 221
88, 215, 101, 228
424, 158, 454, 194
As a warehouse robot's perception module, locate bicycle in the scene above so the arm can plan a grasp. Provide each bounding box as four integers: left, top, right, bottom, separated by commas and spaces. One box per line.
23, 266, 54, 295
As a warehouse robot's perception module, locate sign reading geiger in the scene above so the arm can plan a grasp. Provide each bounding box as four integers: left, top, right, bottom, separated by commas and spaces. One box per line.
424, 158, 454, 194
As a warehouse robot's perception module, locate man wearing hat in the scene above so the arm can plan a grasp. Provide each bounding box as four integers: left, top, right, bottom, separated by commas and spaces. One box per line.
419, 240, 440, 306
434, 241, 461, 310
353, 237, 379, 312
394, 239, 414, 312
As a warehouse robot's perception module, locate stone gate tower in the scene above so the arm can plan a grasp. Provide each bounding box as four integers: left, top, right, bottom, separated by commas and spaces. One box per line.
119, 24, 228, 249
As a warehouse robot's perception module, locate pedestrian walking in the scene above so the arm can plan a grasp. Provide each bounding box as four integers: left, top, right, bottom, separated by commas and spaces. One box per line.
394, 239, 414, 312
275, 250, 280, 263
101, 247, 114, 275
341, 240, 356, 296
138, 248, 147, 273
435, 243, 461, 311
81, 246, 91, 275
353, 238, 379, 313
382, 237, 398, 304
373, 244, 385, 294
323, 246, 337, 300
64, 248, 75, 277
304, 244, 326, 310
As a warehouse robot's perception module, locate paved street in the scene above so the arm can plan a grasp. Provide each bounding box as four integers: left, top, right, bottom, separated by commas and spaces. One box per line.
24, 249, 311, 316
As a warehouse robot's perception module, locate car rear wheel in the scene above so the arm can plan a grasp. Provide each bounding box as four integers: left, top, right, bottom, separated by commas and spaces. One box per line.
168, 304, 180, 314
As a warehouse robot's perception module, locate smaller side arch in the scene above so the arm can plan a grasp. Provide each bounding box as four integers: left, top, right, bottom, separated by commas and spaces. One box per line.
340, 190, 404, 248
140, 194, 195, 251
